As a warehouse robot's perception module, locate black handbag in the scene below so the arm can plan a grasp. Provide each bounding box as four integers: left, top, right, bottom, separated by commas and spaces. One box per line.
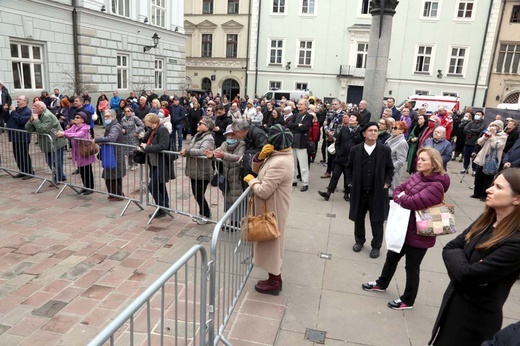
133, 150, 146, 164
218, 174, 229, 192
307, 141, 317, 155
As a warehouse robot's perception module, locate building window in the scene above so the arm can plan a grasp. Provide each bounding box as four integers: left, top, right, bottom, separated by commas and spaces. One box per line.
504, 92, 519, 103
228, 0, 239, 14
496, 44, 520, 74
295, 82, 308, 90
269, 39, 283, 65
456, 0, 473, 19
361, 0, 370, 14
422, 0, 439, 18
301, 0, 316, 14
511, 5, 520, 23
10, 42, 44, 90
298, 40, 313, 67
273, 0, 285, 14
448, 47, 466, 75
356, 43, 369, 68
414, 90, 430, 95
201, 34, 213, 57
415, 45, 433, 73
112, 0, 130, 17
270, 81, 282, 90
203, 0, 213, 14
151, 0, 165, 27
154, 59, 163, 89
226, 34, 238, 58
117, 54, 129, 90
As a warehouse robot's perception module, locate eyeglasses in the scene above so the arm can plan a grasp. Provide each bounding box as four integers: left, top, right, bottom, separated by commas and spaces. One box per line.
74, 116, 82, 119
392, 127, 400, 130
124, 110, 131, 112
197, 121, 207, 126
378, 123, 385, 126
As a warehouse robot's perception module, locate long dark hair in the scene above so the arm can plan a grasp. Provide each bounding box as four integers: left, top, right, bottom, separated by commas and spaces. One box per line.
465, 168, 520, 251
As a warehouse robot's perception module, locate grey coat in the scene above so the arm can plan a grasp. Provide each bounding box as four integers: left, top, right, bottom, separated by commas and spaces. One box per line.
94, 120, 127, 180
120, 114, 144, 154
387, 134, 409, 195
219, 140, 246, 202
184, 130, 214, 181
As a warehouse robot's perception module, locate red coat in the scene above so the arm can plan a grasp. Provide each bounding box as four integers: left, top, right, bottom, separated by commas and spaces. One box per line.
308, 120, 319, 142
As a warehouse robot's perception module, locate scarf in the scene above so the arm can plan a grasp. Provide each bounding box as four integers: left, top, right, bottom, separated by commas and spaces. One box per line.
147, 123, 161, 146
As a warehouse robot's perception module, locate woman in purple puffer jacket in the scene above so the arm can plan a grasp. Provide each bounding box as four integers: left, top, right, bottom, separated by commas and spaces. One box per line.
362, 147, 450, 310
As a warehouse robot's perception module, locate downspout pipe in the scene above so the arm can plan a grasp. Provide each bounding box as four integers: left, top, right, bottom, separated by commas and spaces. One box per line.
472, 0, 494, 106
483, 0, 507, 106
254, 0, 262, 96
72, 0, 80, 96
244, 0, 252, 97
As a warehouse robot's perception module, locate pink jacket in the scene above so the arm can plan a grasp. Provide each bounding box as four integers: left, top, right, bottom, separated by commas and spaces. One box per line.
63, 124, 97, 167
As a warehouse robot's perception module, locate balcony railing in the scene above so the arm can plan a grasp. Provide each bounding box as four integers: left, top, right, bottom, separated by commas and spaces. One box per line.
338, 65, 366, 78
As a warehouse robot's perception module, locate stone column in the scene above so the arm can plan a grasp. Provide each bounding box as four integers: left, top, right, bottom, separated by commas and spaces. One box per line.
363, 0, 399, 121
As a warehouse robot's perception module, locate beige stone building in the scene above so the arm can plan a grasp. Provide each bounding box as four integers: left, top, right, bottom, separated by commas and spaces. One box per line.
184, 0, 250, 99
486, 0, 520, 107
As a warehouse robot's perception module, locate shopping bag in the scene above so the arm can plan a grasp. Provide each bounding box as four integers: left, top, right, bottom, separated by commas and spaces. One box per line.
100, 144, 117, 169
385, 200, 410, 253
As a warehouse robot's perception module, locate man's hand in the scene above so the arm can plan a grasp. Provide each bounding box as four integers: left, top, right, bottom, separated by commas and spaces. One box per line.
259, 144, 274, 159
214, 150, 224, 159
213, 126, 220, 132
384, 183, 390, 189
31, 113, 39, 121
504, 162, 511, 169
180, 149, 186, 157
243, 174, 254, 183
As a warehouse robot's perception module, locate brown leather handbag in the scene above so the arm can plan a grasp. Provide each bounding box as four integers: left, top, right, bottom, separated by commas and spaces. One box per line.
241, 192, 280, 242
78, 139, 99, 157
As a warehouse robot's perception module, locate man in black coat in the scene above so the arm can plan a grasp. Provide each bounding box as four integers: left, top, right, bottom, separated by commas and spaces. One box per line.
286, 98, 313, 192
358, 100, 372, 127
5, 95, 34, 179
381, 97, 401, 122
345, 122, 394, 259
169, 97, 186, 151
318, 112, 363, 201
232, 119, 267, 189
134, 96, 151, 120
0, 80, 12, 131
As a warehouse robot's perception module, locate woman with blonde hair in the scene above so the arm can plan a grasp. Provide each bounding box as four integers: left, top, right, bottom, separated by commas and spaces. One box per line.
377, 118, 392, 144
430, 168, 520, 345
362, 147, 450, 310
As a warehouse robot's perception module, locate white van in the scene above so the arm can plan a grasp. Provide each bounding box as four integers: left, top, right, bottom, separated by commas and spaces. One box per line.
263, 89, 312, 102
397, 95, 460, 114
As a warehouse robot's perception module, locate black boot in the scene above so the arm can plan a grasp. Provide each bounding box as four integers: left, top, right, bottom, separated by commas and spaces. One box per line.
318, 190, 331, 201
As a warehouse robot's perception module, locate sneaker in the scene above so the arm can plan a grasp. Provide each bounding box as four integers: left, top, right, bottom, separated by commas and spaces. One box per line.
362, 281, 386, 292
192, 217, 209, 225
459, 169, 468, 174
472, 172, 476, 177
320, 172, 331, 178
388, 299, 413, 310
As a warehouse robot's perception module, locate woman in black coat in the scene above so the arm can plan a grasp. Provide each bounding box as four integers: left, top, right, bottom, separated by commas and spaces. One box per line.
139, 113, 175, 218
188, 100, 203, 138
430, 168, 520, 346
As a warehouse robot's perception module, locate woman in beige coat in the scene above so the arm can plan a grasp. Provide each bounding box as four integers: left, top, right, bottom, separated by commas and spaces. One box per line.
244, 124, 294, 295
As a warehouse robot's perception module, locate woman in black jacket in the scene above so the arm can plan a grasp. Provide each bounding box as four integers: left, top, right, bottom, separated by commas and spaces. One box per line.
430, 168, 520, 346
188, 100, 203, 138
139, 113, 175, 219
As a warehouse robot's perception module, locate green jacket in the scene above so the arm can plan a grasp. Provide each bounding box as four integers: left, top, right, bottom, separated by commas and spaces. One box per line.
25, 109, 68, 152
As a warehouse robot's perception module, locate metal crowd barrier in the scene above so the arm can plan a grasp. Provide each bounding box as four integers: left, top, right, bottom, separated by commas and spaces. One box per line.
208, 187, 253, 346
145, 152, 241, 225
56, 139, 144, 216
87, 244, 209, 346
0, 127, 57, 193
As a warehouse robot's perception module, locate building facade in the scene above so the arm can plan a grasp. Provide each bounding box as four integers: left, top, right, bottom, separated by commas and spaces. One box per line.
184, 0, 250, 100
0, 0, 185, 101
485, 0, 520, 107
246, 0, 499, 108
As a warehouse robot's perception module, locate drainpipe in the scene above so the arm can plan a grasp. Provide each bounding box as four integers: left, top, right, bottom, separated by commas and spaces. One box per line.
482, 0, 507, 106
72, 0, 80, 96
244, 0, 252, 97
254, 0, 262, 96
472, 0, 494, 106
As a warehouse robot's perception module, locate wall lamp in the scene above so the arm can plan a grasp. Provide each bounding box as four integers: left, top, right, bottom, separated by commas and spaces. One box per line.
437, 69, 443, 79
144, 17, 149, 24
143, 33, 160, 52
285, 61, 291, 70
101, 5, 106, 12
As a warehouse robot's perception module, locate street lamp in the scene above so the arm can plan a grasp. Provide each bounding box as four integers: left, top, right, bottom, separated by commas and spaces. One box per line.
143, 33, 160, 53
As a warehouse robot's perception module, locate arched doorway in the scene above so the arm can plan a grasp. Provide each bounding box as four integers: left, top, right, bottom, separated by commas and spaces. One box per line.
201, 78, 212, 93
222, 79, 240, 100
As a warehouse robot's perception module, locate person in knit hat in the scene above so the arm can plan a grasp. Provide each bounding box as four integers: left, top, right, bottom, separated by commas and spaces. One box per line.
243, 123, 294, 296
471, 119, 507, 200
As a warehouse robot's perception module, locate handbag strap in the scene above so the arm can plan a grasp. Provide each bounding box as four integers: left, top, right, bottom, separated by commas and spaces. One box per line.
249, 190, 268, 215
